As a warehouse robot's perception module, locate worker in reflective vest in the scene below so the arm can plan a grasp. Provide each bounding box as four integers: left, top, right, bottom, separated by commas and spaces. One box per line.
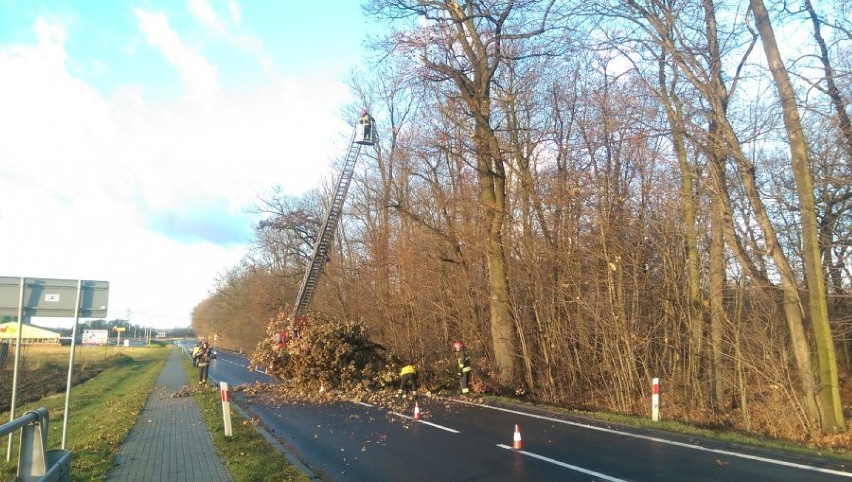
453, 341, 472, 394
398, 364, 418, 399
191, 343, 200, 367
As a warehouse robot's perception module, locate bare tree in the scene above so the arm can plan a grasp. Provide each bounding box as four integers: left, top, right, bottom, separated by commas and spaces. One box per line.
802, 0, 852, 161
364, 0, 560, 389
749, 0, 845, 433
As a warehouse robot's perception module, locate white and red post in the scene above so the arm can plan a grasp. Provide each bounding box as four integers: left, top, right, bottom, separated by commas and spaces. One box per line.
651, 377, 660, 422
220, 381, 233, 437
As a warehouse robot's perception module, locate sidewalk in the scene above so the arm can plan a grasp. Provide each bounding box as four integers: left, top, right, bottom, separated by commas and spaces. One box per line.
107, 346, 232, 482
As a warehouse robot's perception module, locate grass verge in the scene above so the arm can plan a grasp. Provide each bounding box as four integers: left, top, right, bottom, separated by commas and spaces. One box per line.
180, 354, 311, 482
0, 345, 169, 481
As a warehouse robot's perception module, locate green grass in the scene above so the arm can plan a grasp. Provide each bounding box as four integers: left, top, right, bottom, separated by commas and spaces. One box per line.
0, 345, 169, 481
180, 356, 311, 482
1, 343, 309, 481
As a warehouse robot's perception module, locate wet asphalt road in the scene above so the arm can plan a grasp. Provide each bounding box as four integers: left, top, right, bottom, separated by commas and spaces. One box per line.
180, 343, 852, 481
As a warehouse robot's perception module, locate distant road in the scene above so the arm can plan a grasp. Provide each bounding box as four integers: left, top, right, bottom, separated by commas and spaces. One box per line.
181, 343, 852, 481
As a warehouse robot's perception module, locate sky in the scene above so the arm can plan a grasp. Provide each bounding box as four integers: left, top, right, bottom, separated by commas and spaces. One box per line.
0, 0, 378, 330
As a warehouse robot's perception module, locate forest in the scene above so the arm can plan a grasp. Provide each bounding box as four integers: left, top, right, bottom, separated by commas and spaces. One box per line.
192, 0, 851, 442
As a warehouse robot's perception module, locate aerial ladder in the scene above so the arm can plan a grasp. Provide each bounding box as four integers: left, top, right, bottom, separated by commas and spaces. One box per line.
287, 111, 376, 336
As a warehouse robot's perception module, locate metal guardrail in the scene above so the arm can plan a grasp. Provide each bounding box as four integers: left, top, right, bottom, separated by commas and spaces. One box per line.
0, 408, 71, 482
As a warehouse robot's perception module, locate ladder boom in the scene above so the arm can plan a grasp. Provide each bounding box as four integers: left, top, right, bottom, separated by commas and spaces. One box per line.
292, 112, 375, 319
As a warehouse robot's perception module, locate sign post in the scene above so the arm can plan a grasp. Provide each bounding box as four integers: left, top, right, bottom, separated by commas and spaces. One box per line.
6, 278, 24, 461
62, 280, 82, 449
0, 276, 109, 460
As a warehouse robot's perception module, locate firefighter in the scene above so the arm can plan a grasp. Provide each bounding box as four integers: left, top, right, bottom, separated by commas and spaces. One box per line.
196, 341, 212, 384
398, 364, 418, 399
453, 341, 472, 395
358, 110, 373, 144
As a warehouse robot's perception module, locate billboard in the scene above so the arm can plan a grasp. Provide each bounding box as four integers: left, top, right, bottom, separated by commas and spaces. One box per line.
82, 329, 109, 345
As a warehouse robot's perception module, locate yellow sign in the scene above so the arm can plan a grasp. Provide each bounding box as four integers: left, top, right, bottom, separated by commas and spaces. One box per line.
113, 327, 126, 332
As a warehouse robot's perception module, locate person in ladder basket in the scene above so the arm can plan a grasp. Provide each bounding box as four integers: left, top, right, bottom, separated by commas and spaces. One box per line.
398, 364, 418, 399
453, 341, 472, 395
196, 340, 212, 384
359, 110, 372, 141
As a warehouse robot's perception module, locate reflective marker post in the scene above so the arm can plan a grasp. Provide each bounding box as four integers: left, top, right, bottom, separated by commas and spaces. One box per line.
220, 382, 233, 437
651, 378, 660, 422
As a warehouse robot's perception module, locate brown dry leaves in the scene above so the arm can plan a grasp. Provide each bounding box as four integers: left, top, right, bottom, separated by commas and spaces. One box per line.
248, 315, 396, 393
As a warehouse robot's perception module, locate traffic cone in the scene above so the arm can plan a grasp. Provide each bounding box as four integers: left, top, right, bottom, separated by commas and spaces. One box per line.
512, 424, 523, 449
413, 401, 421, 420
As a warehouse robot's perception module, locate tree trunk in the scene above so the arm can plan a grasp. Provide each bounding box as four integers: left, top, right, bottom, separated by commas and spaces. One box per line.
479, 120, 519, 390
750, 0, 846, 433
709, 182, 726, 409
657, 55, 703, 396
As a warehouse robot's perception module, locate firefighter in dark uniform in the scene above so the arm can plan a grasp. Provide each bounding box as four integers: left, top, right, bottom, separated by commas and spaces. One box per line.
357, 110, 374, 145
196, 341, 212, 384
453, 341, 472, 395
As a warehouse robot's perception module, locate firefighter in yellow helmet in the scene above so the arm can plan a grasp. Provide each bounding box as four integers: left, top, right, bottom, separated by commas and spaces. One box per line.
398, 364, 418, 399
453, 341, 472, 395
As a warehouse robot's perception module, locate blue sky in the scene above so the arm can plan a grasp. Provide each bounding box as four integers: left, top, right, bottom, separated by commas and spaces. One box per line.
0, 0, 378, 329
0, 1, 372, 96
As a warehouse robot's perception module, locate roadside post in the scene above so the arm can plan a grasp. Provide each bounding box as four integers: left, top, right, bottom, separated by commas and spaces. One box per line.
220, 382, 233, 437
652, 377, 660, 421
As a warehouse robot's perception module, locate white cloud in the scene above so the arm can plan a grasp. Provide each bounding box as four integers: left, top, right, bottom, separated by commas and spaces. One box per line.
189, 0, 227, 35
0, 18, 117, 204
133, 8, 219, 102
186, 0, 271, 75
229, 1, 242, 27
0, 16, 353, 329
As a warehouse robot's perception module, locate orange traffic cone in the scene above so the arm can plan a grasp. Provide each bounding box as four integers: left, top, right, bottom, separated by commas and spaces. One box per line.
512, 424, 523, 449
414, 401, 421, 420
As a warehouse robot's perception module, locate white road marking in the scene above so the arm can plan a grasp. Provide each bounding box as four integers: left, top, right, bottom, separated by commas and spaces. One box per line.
456, 399, 852, 478
358, 402, 461, 433
497, 444, 629, 482
388, 411, 461, 433
417, 419, 461, 433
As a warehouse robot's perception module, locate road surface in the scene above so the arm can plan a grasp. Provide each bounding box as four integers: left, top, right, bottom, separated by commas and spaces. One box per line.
177, 341, 852, 481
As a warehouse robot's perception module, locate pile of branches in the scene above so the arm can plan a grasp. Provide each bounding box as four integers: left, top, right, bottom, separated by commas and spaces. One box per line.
249, 310, 397, 393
